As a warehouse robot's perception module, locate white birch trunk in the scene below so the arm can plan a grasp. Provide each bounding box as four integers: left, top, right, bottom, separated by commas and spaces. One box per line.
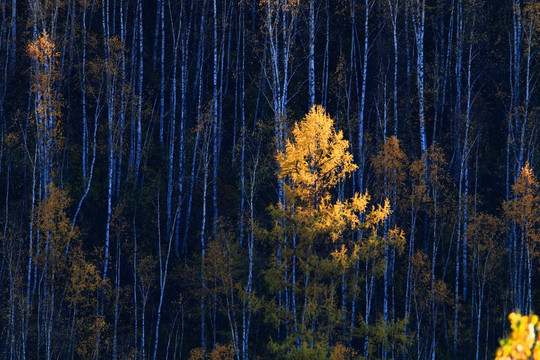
308, 0, 315, 107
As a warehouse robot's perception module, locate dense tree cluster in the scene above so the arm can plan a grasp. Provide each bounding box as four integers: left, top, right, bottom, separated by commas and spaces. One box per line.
0, 0, 539, 359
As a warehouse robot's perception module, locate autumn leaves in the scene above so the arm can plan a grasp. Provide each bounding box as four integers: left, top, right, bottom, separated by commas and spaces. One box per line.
277, 105, 401, 261
495, 313, 540, 360
267, 105, 404, 355
276, 105, 540, 359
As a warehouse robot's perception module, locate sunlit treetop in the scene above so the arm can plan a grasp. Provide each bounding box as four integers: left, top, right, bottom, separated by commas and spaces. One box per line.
276, 105, 401, 265
28, 32, 56, 64
27, 31, 62, 133
513, 163, 539, 198
277, 105, 357, 209
505, 163, 540, 232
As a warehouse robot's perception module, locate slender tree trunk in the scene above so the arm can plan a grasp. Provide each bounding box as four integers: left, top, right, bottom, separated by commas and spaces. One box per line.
183, 0, 207, 260
308, 0, 315, 107
175, 0, 193, 254
113, 238, 121, 360
81, 2, 88, 180
133, 213, 139, 359
201, 147, 210, 351
159, 0, 165, 145
357, 0, 370, 193
212, 0, 219, 238
153, 197, 178, 360
411, 0, 427, 155
388, 0, 399, 138
135, 0, 144, 180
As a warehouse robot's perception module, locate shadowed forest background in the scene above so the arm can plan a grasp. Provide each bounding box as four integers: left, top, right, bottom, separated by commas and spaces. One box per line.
0, 0, 539, 359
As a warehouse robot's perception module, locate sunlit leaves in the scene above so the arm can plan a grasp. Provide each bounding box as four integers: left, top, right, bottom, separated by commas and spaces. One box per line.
466, 213, 505, 284
276, 105, 394, 257
28, 32, 63, 144
37, 185, 77, 257
329, 344, 360, 360
495, 313, 540, 360
504, 163, 540, 254
278, 105, 357, 210
269, 105, 401, 353
411, 251, 450, 307
371, 136, 408, 197
189, 343, 236, 360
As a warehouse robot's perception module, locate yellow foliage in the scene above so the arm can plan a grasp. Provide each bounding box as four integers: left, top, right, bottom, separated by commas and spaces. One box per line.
28, 31, 64, 169
495, 313, 540, 360
189, 348, 206, 360
76, 315, 107, 358
271, 105, 403, 350
259, 0, 301, 15
388, 226, 406, 253
366, 199, 392, 231
505, 163, 539, 227
504, 163, 540, 254
28, 32, 57, 67
278, 105, 357, 210
274, 105, 405, 267
409, 157, 429, 207
188, 343, 236, 360
466, 213, 505, 286
35, 184, 107, 356
331, 244, 350, 267
329, 343, 359, 360
314, 192, 369, 242
209, 343, 237, 360
28, 32, 62, 123
67, 247, 103, 307
411, 251, 450, 307
371, 136, 408, 197
36, 185, 78, 270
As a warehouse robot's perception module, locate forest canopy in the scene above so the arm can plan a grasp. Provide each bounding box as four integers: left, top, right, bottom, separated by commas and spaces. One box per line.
0, 0, 539, 359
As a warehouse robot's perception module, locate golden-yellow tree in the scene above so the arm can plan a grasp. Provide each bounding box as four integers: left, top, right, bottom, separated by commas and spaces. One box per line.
268, 105, 403, 357
276, 105, 394, 249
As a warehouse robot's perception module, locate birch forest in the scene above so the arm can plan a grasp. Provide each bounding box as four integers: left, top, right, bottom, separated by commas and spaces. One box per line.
0, 0, 539, 359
